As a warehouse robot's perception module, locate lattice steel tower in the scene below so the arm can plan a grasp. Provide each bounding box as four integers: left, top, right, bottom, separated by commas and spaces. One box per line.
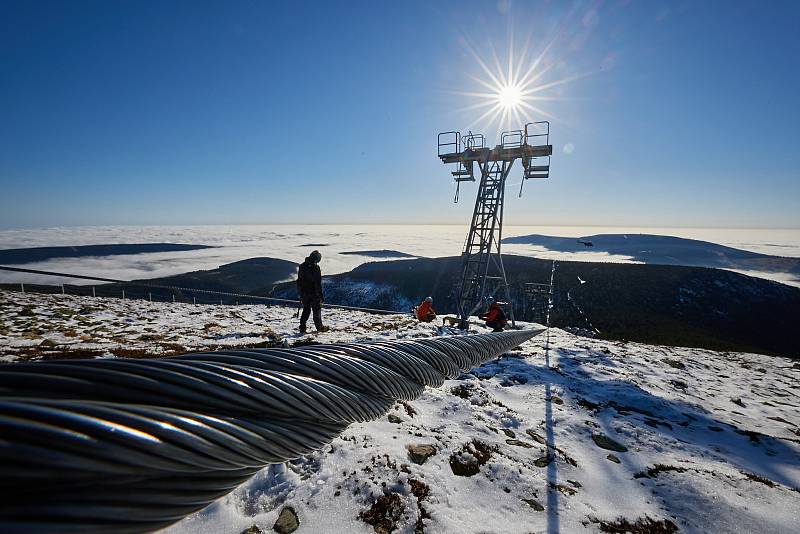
438, 122, 552, 328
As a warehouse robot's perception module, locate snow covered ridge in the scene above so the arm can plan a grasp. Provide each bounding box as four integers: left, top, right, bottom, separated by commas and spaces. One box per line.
1, 290, 799, 533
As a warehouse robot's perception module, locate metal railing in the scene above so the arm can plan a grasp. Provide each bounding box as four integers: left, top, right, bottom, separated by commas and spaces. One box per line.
0, 264, 402, 315
437, 130, 461, 157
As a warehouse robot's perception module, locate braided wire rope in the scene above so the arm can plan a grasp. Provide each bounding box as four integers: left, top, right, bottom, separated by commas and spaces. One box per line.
0, 329, 542, 533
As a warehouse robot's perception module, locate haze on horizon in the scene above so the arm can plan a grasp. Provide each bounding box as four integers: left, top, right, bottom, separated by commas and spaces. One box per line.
1, 0, 799, 230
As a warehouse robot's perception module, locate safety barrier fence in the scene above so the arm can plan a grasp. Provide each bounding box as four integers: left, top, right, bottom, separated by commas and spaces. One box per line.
0, 264, 402, 315
0, 329, 542, 533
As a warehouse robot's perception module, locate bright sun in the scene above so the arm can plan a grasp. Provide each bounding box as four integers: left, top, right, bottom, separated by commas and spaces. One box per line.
497, 84, 522, 110
451, 34, 581, 135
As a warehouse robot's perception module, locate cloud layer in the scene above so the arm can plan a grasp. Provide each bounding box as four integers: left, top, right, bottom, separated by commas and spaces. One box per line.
1, 225, 798, 287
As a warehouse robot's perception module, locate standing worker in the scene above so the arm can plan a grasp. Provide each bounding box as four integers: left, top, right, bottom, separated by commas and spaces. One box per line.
415, 296, 436, 322
297, 250, 329, 333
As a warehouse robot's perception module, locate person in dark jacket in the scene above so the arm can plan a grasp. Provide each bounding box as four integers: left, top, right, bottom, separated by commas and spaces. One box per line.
297, 250, 328, 333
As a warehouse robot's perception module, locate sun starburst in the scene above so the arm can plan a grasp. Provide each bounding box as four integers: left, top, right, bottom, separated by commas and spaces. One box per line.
449, 33, 582, 139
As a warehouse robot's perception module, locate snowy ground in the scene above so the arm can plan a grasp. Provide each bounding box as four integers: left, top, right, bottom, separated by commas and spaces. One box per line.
1, 289, 799, 533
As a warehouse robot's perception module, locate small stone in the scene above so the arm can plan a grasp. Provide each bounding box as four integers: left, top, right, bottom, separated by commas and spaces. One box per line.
502, 428, 516, 438
549, 396, 564, 405
240, 525, 264, 534
551, 483, 577, 496
506, 439, 534, 448
534, 455, 553, 467
407, 444, 437, 465
567, 479, 582, 488
387, 414, 403, 424
606, 454, 621, 463
525, 429, 547, 445
731, 398, 746, 408
273, 506, 299, 534
38, 338, 57, 347
523, 498, 545, 511
592, 433, 628, 452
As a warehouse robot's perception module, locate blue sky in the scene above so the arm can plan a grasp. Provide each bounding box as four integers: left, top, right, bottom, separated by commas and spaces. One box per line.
1, 0, 798, 229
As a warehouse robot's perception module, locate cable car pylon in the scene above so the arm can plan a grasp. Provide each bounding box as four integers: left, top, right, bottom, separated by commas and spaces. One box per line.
437, 122, 552, 328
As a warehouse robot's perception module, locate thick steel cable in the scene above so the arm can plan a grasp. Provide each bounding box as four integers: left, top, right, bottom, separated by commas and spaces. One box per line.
0, 329, 542, 534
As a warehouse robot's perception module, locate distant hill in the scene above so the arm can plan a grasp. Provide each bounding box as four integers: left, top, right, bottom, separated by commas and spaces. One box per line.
339, 250, 418, 258
502, 233, 800, 281
129, 257, 297, 295
0, 243, 213, 264
272, 255, 800, 357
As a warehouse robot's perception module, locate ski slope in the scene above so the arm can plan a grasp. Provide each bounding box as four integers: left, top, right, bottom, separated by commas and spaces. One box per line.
1, 289, 798, 533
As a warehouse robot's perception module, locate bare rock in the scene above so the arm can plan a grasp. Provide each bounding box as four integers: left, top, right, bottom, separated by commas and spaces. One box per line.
525, 429, 547, 445
523, 498, 545, 511
407, 444, 437, 465
273, 506, 299, 534
592, 433, 628, 452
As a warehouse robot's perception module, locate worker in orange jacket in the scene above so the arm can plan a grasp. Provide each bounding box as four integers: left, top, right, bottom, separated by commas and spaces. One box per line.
480, 297, 507, 332
415, 296, 436, 322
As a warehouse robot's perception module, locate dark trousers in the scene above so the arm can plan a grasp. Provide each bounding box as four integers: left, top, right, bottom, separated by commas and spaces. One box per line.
486, 319, 505, 332
300, 297, 323, 330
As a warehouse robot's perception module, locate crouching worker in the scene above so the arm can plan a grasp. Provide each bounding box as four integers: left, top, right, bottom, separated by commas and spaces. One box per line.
415, 296, 436, 322
297, 250, 329, 333
480, 297, 507, 332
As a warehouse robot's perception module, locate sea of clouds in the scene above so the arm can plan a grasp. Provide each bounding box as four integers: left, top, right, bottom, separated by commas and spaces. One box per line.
0, 224, 798, 287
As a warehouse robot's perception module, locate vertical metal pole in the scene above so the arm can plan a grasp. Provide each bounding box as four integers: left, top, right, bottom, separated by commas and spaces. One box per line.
122, 289, 125, 300
20, 282, 25, 294
220, 298, 223, 305
193, 296, 196, 305
92, 286, 96, 297
172, 294, 176, 303
496, 161, 515, 328
149, 292, 152, 302
61, 284, 65, 295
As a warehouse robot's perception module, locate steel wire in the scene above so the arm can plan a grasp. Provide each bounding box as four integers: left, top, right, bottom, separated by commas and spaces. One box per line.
0, 329, 542, 533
